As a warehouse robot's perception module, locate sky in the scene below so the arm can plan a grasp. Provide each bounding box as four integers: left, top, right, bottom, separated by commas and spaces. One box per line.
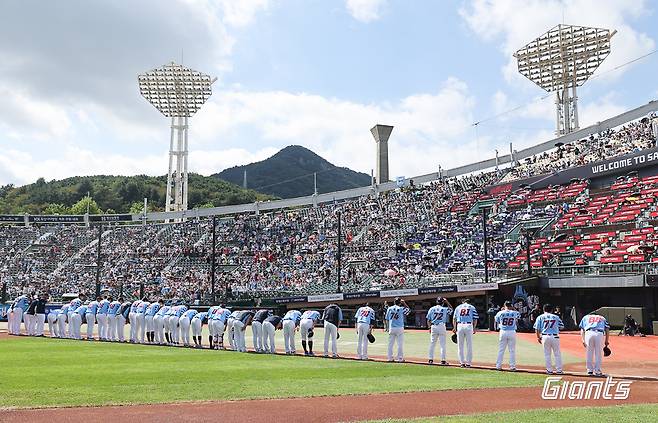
0, 0, 656, 187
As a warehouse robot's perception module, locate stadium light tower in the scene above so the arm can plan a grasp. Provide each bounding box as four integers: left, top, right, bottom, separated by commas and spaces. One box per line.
514, 24, 616, 136
138, 62, 215, 213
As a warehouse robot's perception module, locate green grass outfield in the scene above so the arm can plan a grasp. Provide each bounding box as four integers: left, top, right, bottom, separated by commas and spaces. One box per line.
0, 336, 545, 408
366, 404, 658, 422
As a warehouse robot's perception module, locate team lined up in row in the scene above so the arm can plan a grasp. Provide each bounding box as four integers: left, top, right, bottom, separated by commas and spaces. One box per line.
6, 293, 611, 374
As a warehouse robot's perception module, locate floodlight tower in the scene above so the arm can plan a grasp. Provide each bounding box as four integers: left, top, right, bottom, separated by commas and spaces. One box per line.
514, 24, 616, 136
138, 62, 215, 213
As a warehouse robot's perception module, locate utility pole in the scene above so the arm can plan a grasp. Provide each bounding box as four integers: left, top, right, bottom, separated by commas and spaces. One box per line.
211, 215, 217, 304
314, 172, 318, 196
336, 210, 342, 293
482, 206, 489, 285
525, 230, 532, 276
94, 224, 103, 298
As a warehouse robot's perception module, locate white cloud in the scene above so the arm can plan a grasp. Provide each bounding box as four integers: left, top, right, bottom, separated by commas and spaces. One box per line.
345, 0, 387, 23
459, 0, 655, 86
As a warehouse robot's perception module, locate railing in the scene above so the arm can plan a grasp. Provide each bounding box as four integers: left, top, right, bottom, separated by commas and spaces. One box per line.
537, 262, 658, 277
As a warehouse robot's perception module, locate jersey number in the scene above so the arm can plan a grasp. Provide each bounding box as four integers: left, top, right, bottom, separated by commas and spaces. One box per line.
459, 308, 470, 316
588, 316, 601, 324
501, 317, 514, 326
391, 312, 400, 320
543, 319, 556, 329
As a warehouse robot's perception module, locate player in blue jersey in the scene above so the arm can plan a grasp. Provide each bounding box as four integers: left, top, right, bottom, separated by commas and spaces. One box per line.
427, 297, 453, 365
135, 298, 150, 344
232, 310, 255, 352
47, 304, 61, 338
85, 297, 100, 340
179, 308, 198, 347
251, 309, 272, 352
116, 301, 131, 342
170, 303, 188, 345
579, 312, 610, 376
191, 311, 207, 348
8, 293, 30, 335
153, 303, 171, 345
70, 305, 88, 340
355, 302, 375, 360
55, 305, 70, 339
128, 299, 141, 343
97, 296, 111, 341
144, 299, 163, 344
299, 310, 321, 356
226, 310, 240, 350
107, 298, 121, 342
534, 304, 565, 374
494, 301, 521, 371
262, 314, 283, 353
452, 298, 479, 367
385, 297, 411, 362
282, 309, 302, 354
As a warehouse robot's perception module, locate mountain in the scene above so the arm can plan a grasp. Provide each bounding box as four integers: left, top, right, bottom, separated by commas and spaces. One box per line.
0, 174, 273, 215
214, 145, 372, 198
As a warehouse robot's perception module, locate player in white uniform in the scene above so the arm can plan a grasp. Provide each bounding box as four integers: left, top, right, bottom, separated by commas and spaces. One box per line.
226, 311, 239, 350
282, 309, 302, 354
262, 315, 283, 353
355, 303, 375, 360
144, 300, 163, 344
427, 297, 453, 365
96, 297, 111, 341
47, 306, 61, 338
107, 298, 121, 342
116, 301, 131, 342
299, 310, 321, 356
385, 298, 411, 362
135, 299, 150, 344
494, 301, 521, 371
170, 304, 188, 345
322, 303, 343, 358
179, 308, 198, 347
579, 312, 610, 376
8, 294, 30, 335
232, 310, 255, 352
66, 295, 85, 338
191, 311, 207, 348
210, 306, 231, 349
70, 305, 88, 340
452, 299, 479, 367
128, 300, 140, 343
153, 304, 171, 345
85, 298, 99, 340
534, 304, 565, 374
251, 309, 272, 352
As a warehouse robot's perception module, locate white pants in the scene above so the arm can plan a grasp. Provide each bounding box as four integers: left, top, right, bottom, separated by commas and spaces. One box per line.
282, 320, 297, 353
210, 320, 226, 347
67, 312, 76, 337
24, 313, 35, 335
191, 318, 203, 338
116, 315, 126, 342
496, 330, 517, 369
252, 321, 263, 351
300, 318, 314, 341
168, 316, 180, 344
154, 315, 165, 343
9, 308, 23, 335
542, 335, 562, 372
226, 318, 235, 348
145, 315, 155, 335
85, 313, 96, 339
136, 314, 146, 343
233, 320, 247, 352
128, 312, 137, 341
97, 314, 108, 340
387, 326, 404, 361
585, 331, 604, 373
35, 313, 45, 336
324, 321, 338, 356
108, 315, 117, 341
47, 312, 59, 337
57, 314, 67, 338
429, 323, 447, 361
179, 317, 191, 346
356, 322, 370, 359
457, 323, 474, 365
70, 314, 83, 339
262, 321, 276, 353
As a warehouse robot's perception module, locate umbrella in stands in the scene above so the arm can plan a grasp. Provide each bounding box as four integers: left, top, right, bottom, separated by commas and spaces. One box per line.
384, 269, 397, 277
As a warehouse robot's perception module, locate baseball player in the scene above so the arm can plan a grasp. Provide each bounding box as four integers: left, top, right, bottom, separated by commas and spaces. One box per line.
179, 308, 198, 347
300, 309, 321, 356
144, 300, 163, 344
170, 303, 188, 345
67, 294, 86, 338
355, 302, 375, 360
323, 303, 343, 358
191, 311, 207, 348
226, 310, 240, 350
153, 303, 171, 345
206, 305, 221, 349
128, 299, 140, 343
232, 310, 255, 352
97, 296, 111, 341
25, 295, 38, 336
107, 298, 121, 342
70, 304, 88, 340
116, 300, 132, 342
579, 312, 610, 376
282, 309, 302, 354
8, 293, 30, 335
262, 314, 283, 353
251, 309, 272, 352
452, 298, 479, 367
135, 298, 150, 344
534, 304, 564, 374
210, 305, 231, 349
385, 297, 410, 362
85, 297, 100, 340
494, 300, 521, 371
47, 305, 62, 338
427, 297, 453, 365
55, 305, 70, 339
33, 293, 48, 336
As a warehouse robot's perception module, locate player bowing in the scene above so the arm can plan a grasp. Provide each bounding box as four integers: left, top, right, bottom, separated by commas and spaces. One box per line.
579, 311, 610, 376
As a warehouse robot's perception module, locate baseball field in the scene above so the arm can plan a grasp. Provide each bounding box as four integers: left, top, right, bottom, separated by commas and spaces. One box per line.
1, 327, 658, 421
